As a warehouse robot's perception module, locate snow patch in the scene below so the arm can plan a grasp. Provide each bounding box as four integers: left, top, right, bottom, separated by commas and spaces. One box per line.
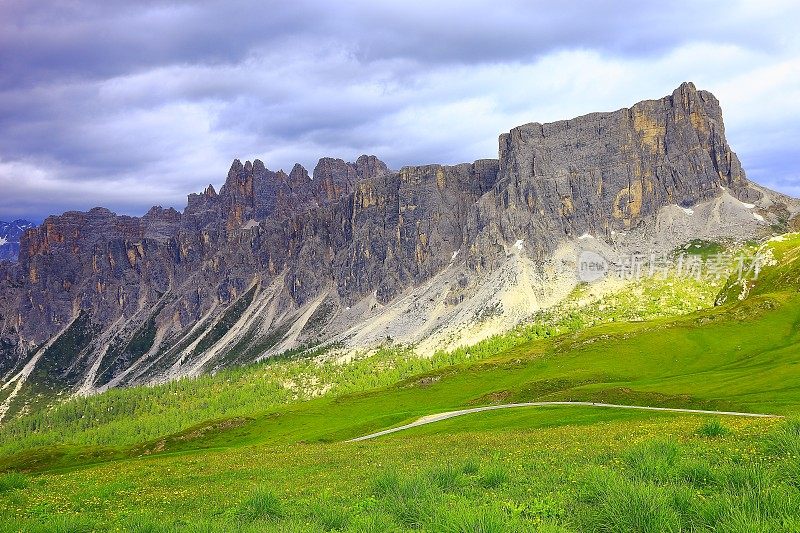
451, 250, 459, 261
0, 237, 6, 246
753, 213, 765, 222
680, 206, 694, 216
740, 201, 755, 209
513, 239, 524, 250
578, 233, 594, 240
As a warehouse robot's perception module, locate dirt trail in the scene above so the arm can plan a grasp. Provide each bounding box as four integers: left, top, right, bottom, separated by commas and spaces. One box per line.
347, 401, 781, 442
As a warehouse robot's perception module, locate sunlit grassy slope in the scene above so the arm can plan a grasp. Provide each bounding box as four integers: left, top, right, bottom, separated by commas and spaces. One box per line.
2, 235, 800, 531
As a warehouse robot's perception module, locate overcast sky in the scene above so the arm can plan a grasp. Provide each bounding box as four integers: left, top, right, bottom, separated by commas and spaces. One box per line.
1, 1, 798, 222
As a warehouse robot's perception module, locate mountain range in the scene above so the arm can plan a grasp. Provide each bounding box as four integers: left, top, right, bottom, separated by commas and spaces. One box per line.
0, 220, 35, 263
1, 82, 797, 418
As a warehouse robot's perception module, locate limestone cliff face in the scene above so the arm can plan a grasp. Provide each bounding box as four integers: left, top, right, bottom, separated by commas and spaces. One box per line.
0, 83, 792, 413
465, 83, 756, 270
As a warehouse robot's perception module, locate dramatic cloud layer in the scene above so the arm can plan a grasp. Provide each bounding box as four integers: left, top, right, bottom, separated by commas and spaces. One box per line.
1, 0, 798, 220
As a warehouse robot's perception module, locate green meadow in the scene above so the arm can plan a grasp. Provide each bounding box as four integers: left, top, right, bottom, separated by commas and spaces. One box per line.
2, 235, 800, 531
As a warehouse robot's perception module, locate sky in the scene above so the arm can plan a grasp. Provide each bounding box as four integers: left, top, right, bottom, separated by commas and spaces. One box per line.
0, 1, 799, 222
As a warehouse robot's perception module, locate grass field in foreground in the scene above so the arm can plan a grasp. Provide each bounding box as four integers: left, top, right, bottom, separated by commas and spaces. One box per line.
1, 411, 798, 531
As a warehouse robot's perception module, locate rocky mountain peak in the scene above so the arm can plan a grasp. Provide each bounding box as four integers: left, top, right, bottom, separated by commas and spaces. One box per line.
355, 154, 389, 180
288, 163, 311, 188
143, 205, 180, 220
227, 159, 244, 179
313, 157, 359, 202
312, 155, 390, 202
490, 80, 754, 254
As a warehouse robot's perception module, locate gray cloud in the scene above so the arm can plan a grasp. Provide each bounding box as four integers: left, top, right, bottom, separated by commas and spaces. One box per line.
0, 0, 799, 221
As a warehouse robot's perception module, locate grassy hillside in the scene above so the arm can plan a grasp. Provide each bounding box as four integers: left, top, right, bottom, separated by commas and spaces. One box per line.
2, 236, 800, 531
0, 271, 718, 456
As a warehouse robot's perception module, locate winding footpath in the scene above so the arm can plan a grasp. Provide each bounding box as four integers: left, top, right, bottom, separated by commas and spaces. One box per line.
347, 401, 782, 442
